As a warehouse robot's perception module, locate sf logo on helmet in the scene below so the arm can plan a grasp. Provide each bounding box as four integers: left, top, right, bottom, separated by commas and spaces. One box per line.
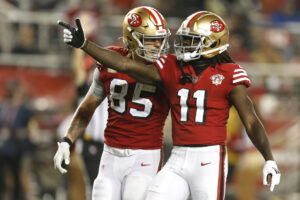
210, 20, 224, 33
128, 13, 142, 27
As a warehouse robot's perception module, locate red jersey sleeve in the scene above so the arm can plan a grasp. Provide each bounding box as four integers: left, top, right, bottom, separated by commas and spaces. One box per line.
227, 64, 251, 94
154, 55, 178, 88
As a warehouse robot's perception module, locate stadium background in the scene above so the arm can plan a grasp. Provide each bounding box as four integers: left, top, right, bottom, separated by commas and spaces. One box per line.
0, 0, 299, 199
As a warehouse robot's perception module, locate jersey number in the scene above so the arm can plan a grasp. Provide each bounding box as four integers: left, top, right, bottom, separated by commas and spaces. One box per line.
178, 88, 207, 124
109, 79, 156, 118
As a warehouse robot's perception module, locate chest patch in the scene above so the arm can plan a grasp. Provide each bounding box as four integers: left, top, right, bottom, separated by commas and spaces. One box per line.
210, 74, 224, 85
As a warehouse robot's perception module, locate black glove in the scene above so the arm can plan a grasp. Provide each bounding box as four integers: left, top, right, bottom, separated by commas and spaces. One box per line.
58, 18, 86, 48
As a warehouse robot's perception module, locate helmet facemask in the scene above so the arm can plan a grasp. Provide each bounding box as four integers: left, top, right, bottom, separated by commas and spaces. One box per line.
129, 28, 170, 62
175, 32, 229, 62
175, 33, 212, 61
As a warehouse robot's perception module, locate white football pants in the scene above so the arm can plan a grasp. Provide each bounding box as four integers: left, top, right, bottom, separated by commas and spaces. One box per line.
92, 144, 162, 200
146, 145, 228, 200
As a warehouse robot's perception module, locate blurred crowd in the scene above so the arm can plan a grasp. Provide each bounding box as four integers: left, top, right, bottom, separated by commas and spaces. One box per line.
1, 0, 300, 63
0, 0, 299, 200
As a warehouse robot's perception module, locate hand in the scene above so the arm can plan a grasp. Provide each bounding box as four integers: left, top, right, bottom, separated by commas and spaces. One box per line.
263, 160, 281, 192
53, 142, 71, 174
57, 18, 86, 48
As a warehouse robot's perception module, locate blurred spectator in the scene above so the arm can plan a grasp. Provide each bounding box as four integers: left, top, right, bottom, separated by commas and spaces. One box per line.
4, 0, 18, 7
0, 79, 33, 200
165, 0, 205, 17
31, 0, 60, 11
225, 12, 252, 50
259, 0, 284, 14
250, 29, 284, 63
12, 24, 40, 54
112, 0, 135, 13
229, 33, 252, 62
5, 0, 60, 11
65, 0, 101, 42
270, 0, 300, 24
28, 109, 64, 200
262, 28, 293, 62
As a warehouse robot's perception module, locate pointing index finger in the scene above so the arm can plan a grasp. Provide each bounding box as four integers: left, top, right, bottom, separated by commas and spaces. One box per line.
270, 182, 275, 192
57, 20, 72, 29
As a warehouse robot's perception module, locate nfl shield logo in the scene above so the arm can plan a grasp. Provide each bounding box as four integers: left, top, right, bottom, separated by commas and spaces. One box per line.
210, 74, 224, 85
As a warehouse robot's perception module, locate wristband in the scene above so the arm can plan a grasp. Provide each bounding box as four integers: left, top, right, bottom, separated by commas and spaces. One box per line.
62, 137, 73, 146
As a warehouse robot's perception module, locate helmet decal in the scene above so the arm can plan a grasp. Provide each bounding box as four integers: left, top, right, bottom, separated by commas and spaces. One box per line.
128, 13, 142, 27
210, 20, 224, 33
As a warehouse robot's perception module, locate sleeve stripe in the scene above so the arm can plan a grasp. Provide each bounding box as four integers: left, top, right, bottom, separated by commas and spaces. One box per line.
232, 77, 251, 84
156, 60, 164, 69
160, 58, 165, 63
234, 69, 246, 73
233, 72, 248, 78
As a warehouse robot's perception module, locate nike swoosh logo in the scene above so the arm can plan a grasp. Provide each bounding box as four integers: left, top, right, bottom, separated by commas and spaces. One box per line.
272, 167, 280, 174
141, 163, 151, 167
201, 162, 211, 166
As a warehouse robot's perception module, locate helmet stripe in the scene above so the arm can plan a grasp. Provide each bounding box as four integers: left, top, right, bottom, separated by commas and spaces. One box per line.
185, 11, 208, 28
152, 9, 165, 29
143, 7, 163, 30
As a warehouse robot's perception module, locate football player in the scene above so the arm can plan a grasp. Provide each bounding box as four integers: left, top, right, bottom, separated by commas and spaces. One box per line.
54, 6, 171, 200
58, 10, 281, 200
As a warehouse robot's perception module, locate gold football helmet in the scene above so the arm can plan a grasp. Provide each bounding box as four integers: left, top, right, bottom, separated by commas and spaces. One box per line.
123, 6, 170, 62
174, 11, 229, 61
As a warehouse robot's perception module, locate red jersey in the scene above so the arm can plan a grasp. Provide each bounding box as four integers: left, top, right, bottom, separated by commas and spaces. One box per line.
97, 46, 170, 149
154, 55, 251, 146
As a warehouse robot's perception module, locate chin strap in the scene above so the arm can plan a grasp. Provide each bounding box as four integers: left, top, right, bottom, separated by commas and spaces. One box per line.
179, 61, 192, 84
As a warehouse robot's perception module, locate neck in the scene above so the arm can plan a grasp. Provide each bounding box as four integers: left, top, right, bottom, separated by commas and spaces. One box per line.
188, 59, 211, 76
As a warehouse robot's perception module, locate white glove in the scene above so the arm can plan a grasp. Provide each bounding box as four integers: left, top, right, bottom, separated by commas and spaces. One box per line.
263, 160, 281, 192
53, 142, 71, 174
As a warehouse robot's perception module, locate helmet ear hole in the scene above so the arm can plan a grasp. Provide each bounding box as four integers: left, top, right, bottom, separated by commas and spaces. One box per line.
210, 41, 217, 48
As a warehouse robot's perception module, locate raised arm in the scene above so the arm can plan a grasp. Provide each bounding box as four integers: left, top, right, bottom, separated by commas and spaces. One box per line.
58, 18, 162, 86
83, 40, 162, 86
229, 84, 280, 191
